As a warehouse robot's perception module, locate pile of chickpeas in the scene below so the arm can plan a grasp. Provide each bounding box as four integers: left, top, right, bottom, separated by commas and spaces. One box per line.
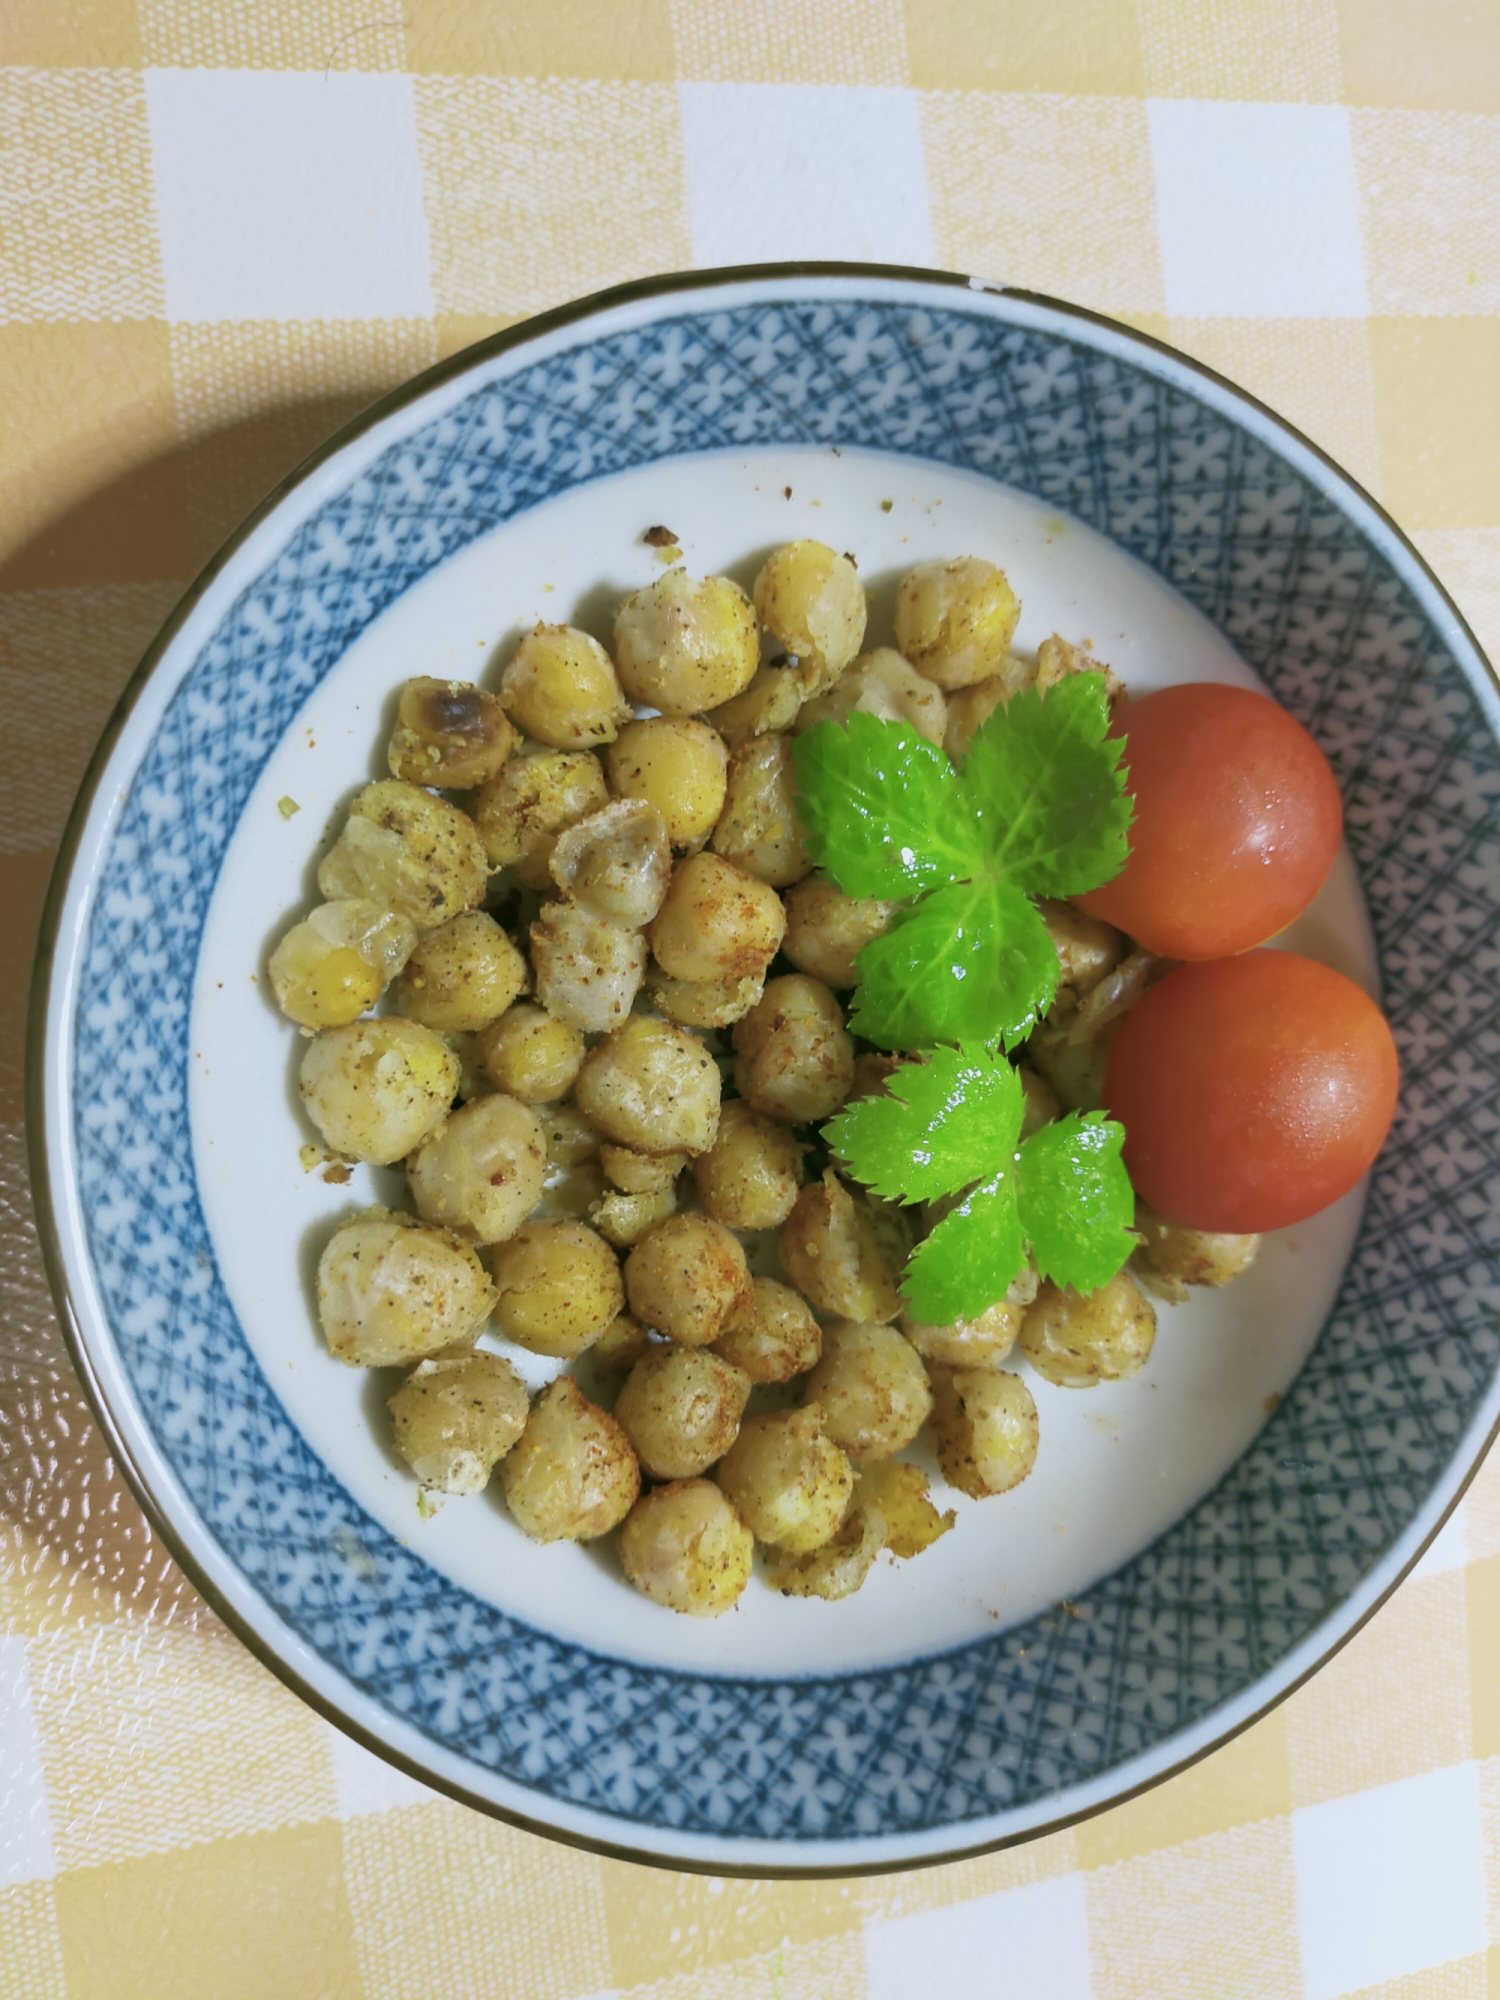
272, 541, 1261, 1618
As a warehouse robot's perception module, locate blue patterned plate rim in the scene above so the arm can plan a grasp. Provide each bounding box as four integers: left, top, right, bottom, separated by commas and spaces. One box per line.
28, 264, 1500, 1874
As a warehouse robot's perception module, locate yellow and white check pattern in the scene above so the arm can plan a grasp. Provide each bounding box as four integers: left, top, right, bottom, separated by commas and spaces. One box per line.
3, 2, 1498, 1992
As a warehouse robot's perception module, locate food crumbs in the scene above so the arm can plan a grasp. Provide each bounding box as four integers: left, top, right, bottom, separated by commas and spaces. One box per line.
643, 524, 679, 547
1263, 1391, 1282, 1412
277, 795, 300, 819
880, 498, 894, 511
299, 1143, 326, 1173
784, 486, 792, 499
416, 1490, 439, 1521
543, 582, 554, 593
322, 1164, 352, 1186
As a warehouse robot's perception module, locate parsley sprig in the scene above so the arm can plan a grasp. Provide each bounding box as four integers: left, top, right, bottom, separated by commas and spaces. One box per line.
792, 672, 1131, 1050
825, 1045, 1136, 1323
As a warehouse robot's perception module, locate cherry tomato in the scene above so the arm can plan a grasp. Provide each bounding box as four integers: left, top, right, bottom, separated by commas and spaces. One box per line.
1103, 952, 1399, 1233
1075, 683, 1342, 959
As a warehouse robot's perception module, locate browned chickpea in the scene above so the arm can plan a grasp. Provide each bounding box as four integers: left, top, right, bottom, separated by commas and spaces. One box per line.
499, 1377, 639, 1542
802, 1321, 932, 1460
733, 975, 855, 1126
498, 623, 630, 748
606, 717, 728, 849
1020, 1273, 1156, 1387
715, 1408, 854, 1553
391, 910, 528, 1033
691, 1099, 804, 1231
929, 1369, 1039, 1498
647, 851, 786, 985
617, 1480, 753, 1617
388, 1352, 528, 1495
1132, 1202, 1260, 1305
489, 1219, 624, 1358
600, 1145, 687, 1193
387, 677, 515, 790
901, 1300, 1023, 1372
624, 1213, 750, 1347
713, 1277, 822, 1383
779, 1170, 909, 1323
573, 1015, 722, 1157
614, 1346, 752, 1480
780, 876, 893, 990
475, 1002, 585, 1104
710, 734, 811, 888
472, 749, 609, 886
614, 570, 759, 714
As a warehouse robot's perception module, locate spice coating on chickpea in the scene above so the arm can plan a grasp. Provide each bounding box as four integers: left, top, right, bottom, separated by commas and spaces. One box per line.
802, 1320, 933, 1460
713, 1276, 822, 1384
392, 910, 529, 1033
711, 733, 812, 888
780, 877, 893, 992
780, 1170, 909, 1322
614, 1345, 751, 1480
499, 1377, 640, 1543
1131, 1202, 1260, 1305
269, 898, 416, 1029
796, 647, 948, 748
489, 1218, 624, 1358
613, 570, 760, 715
317, 781, 490, 930
752, 541, 867, 695
624, 1212, 751, 1347
591, 1181, 677, 1248
715, 1408, 854, 1554
388, 1351, 529, 1496
476, 1002, 585, 1104
548, 798, 671, 930
574, 1015, 723, 1157
733, 974, 855, 1125
617, 1480, 754, 1617
318, 1209, 497, 1367
705, 663, 804, 743
499, 623, 630, 748
901, 1299, 1023, 1373
299, 1017, 460, 1165
387, 677, 515, 790
600, 1144, 686, 1193
528, 900, 647, 1034
692, 1099, 804, 1232
1020, 1272, 1157, 1387
647, 850, 786, 986
406, 1092, 548, 1244
648, 967, 766, 1030
929, 1369, 1039, 1499
472, 749, 609, 886
893, 556, 1022, 690
606, 717, 728, 850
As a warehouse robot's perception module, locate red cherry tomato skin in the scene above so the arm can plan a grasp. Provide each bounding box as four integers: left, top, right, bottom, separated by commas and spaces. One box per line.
1075, 683, 1342, 959
1103, 952, 1399, 1233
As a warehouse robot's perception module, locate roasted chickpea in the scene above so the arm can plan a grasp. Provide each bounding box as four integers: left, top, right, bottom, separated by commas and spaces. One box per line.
498, 623, 630, 748
538, 1101, 601, 1167
716, 1408, 853, 1553
548, 799, 671, 929
499, 1377, 639, 1542
1132, 1202, 1260, 1306
299, 1018, 459, 1164
617, 1480, 753, 1617
710, 733, 811, 887
692, 1099, 804, 1231
606, 717, 728, 849
796, 647, 947, 747
600, 1145, 686, 1193
472, 749, 609, 886
269, 898, 417, 1030
489, 1219, 623, 1358
780, 877, 893, 991
391, 910, 527, 1033
388, 1352, 529, 1496
752, 541, 866, 695
614, 1346, 752, 1480
646, 851, 786, 985
623, 1213, 750, 1347
733, 975, 855, 1125
387, 677, 515, 790
317, 1209, 497, 1367
780, 1170, 909, 1322
528, 1103, 606, 1221
648, 967, 766, 1030
901, 1299, 1023, 1372
929, 1369, 1039, 1498
1020, 1272, 1156, 1387
528, 900, 647, 1034
763, 1501, 884, 1599
705, 664, 804, 743
614, 570, 759, 714
713, 1276, 822, 1383
802, 1320, 932, 1460
1035, 632, 1124, 701
406, 1092, 548, 1244
475, 1002, 584, 1104
574, 1016, 722, 1157
894, 556, 1021, 690
591, 1181, 677, 1248
317, 781, 489, 930
942, 660, 1035, 762
854, 1460, 954, 1557
589, 1312, 653, 1378
1037, 898, 1125, 996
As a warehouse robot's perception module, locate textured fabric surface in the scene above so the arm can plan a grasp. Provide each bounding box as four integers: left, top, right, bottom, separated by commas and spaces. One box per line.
2, 1, 1498, 1992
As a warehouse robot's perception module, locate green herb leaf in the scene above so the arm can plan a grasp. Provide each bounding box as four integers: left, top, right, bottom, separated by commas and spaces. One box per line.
847, 881, 1058, 1051
1017, 1112, 1137, 1292
792, 714, 984, 900
901, 1170, 1025, 1325
824, 1043, 1023, 1204
962, 672, 1132, 897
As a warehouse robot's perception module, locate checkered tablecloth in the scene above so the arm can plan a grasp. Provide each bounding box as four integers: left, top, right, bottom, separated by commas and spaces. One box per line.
4, 3, 1499, 1993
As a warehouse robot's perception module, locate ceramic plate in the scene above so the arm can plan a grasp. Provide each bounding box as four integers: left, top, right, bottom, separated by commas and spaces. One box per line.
30, 266, 1500, 1873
